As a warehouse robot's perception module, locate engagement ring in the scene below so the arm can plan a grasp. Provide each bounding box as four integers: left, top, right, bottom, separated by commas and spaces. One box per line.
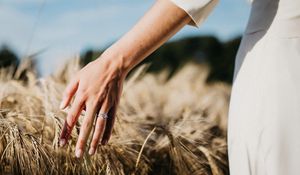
97, 112, 108, 119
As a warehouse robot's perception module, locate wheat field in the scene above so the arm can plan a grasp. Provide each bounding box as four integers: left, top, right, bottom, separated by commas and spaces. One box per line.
0, 58, 231, 175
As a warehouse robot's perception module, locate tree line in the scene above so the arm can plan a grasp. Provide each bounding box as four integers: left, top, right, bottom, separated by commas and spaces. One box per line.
1, 35, 241, 83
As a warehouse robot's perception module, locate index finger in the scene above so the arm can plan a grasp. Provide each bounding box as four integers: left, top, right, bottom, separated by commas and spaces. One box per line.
59, 97, 85, 146
60, 77, 79, 110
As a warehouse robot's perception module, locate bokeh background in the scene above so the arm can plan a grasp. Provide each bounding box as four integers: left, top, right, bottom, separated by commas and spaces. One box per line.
0, 1, 255, 174
1, 0, 250, 82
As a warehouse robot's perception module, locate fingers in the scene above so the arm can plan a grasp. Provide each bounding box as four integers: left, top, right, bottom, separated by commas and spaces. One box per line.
101, 103, 117, 145
59, 97, 84, 147
60, 78, 79, 109
75, 100, 98, 158
88, 99, 109, 155
101, 82, 122, 146
59, 76, 122, 158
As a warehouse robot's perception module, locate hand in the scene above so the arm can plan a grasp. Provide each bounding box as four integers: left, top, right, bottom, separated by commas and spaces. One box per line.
59, 52, 126, 158
58, 0, 190, 158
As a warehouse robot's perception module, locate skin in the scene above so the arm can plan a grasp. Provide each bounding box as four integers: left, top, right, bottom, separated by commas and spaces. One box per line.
59, 0, 192, 158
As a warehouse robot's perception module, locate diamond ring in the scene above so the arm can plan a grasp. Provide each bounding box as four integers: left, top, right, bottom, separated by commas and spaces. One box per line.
97, 112, 108, 119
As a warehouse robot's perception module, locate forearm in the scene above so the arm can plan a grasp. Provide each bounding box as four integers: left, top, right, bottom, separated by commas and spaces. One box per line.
102, 0, 191, 74
60, 0, 193, 155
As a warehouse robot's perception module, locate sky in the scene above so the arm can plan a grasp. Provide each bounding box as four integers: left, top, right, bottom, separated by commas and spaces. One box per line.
0, 0, 251, 76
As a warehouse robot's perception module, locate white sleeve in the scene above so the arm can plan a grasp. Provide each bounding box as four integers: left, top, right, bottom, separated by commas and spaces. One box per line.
169, 0, 219, 27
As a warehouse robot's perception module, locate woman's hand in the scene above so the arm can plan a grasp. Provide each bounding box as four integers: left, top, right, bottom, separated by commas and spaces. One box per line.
58, 0, 191, 158
59, 51, 127, 157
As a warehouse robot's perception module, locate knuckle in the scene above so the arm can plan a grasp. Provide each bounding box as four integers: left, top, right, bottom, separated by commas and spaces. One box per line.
91, 138, 98, 147
82, 119, 92, 129
77, 88, 86, 94
67, 114, 76, 125
86, 97, 100, 110
67, 111, 77, 119
90, 99, 100, 109
77, 91, 87, 100
77, 139, 85, 149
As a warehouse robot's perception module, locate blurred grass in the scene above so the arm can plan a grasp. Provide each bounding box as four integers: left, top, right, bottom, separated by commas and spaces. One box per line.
0, 57, 231, 174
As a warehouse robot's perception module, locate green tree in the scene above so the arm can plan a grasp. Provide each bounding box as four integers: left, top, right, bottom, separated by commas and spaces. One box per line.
0, 45, 19, 68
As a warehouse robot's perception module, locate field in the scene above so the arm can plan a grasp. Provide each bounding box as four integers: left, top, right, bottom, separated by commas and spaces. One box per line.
0, 59, 231, 175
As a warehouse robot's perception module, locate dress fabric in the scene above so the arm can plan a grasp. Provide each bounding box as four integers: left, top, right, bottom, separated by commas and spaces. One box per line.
170, 0, 219, 27
170, 0, 300, 174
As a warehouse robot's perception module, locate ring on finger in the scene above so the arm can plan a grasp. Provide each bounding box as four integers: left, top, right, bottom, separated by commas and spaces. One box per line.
97, 112, 108, 120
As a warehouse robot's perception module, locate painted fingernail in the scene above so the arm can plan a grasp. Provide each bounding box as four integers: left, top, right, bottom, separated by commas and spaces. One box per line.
59, 139, 66, 147
89, 147, 95, 155
75, 149, 83, 158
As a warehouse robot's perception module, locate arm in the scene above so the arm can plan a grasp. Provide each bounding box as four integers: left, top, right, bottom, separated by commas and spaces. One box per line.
104, 0, 191, 73
59, 0, 191, 158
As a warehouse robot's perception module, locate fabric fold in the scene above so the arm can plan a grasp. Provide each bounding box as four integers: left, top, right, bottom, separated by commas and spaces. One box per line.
169, 0, 219, 27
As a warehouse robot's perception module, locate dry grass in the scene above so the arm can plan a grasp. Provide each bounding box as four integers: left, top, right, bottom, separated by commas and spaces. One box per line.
0, 58, 231, 175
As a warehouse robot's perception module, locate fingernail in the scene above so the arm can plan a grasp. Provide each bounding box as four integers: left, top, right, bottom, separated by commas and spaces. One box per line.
75, 149, 83, 158
59, 101, 65, 109
89, 147, 95, 155
101, 139, 108, 145
59, 139, 66, 147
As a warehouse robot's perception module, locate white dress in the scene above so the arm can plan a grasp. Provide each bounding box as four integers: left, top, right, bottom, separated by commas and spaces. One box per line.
170, 0, 300, 174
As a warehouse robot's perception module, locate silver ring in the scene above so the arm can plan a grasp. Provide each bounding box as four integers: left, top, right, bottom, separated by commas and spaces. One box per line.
97, 112, 108, 120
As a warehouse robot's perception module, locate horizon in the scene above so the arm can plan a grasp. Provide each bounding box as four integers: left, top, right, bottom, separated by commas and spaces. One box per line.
0, 0, 251, 75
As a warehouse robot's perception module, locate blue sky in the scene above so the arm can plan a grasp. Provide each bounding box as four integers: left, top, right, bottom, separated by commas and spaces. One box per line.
0, 0, 251, 75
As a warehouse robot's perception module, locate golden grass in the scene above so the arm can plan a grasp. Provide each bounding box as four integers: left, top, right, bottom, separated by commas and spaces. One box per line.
0, 58, 230, 175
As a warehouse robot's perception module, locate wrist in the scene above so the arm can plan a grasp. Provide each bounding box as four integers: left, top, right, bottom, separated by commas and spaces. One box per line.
97, 47, 130, 78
